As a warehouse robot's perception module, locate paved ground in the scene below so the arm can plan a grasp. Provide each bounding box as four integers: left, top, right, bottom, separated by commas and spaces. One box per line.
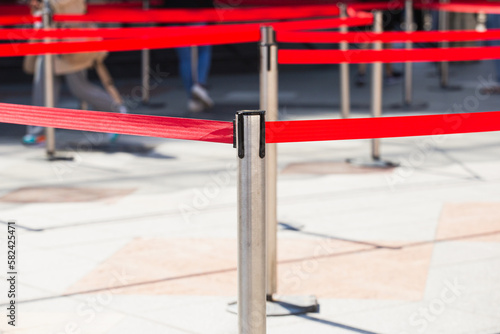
0, 58, 500, 334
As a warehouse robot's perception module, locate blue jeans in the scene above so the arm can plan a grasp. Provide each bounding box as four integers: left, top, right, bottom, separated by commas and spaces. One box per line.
176, 45, 212, 97
487, 14, 500, 83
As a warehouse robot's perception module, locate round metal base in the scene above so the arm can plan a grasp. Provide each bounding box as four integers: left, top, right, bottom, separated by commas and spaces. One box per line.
346, 158, 399, 169
47, 153, 74, 162
227, 295, 319, 316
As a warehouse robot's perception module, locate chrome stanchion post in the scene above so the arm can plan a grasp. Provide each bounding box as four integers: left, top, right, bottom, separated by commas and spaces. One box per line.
339, 3, 351, 118
404, 0, 414, 106
236, 111, 267, 334
439, 0, 449, 88
42, 0, 55, 159
259, 26, 278, 300
371, 11, 383, 161
141, 0, 150, 104
347, 11, 397, 167
228, 28, 319, 317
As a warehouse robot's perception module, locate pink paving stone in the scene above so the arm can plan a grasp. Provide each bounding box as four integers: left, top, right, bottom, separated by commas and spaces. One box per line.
65, 238, 432, 300
0, 187, 135, 203
436, 202, 500, 241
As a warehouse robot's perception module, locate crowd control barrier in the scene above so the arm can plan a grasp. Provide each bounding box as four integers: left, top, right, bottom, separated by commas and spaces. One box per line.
2, 102, 500, 333
5, 1, 500, 332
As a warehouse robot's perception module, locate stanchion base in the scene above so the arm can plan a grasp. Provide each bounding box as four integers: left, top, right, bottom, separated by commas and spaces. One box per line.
389, 101, 429, 111
47, 153, 74, 161
140, 101, 166, 109
347, 158, 399, 169
227, 295, 319, 316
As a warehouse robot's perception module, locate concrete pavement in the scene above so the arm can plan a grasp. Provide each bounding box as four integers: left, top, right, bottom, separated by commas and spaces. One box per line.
0, 59, 499, 334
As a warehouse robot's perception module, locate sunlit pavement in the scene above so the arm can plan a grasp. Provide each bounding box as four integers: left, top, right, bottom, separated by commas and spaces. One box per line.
0, 61, 500, 334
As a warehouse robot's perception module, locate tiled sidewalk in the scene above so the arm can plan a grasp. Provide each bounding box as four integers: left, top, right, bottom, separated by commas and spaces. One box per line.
0, 61, 500, 333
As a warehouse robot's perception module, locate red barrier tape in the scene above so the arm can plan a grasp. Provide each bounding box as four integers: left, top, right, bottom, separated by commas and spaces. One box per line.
0, 15, 36, 26
279, 46, 500, 64
0, 17, 372, 41
416, 2, 500, 14
0, 103, 233, 144
278, 29, 500, 44
266, 112, 500, 143
2, 102, 499, 145
55, 5, 340, 24
0, 5, 340, 26
0, 27, 261, 57
0, 16, 378, 57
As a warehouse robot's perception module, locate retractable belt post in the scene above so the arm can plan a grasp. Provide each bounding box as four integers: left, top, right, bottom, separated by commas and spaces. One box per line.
235, 111, 267, 334
42, 0, 56, 159
228, 26, 319, 318
371, 10, 383, 161
404, 0, 413, 106
141, 0, 150, 104
348, 10, 398, 168
339, 3, 350, 118
439, 0, 449, 88
259, 26, 278, 301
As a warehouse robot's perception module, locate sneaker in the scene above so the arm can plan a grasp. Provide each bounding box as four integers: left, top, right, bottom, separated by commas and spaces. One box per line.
118, 105, 128, 114
188, 99, 205, 113
22, 134, 45, 146
107, 133, 120, 143
191, 84, 214, 109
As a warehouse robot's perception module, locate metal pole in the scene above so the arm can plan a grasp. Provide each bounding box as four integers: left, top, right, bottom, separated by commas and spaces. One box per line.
236, 110, 267, 334
404, 0, 414, 106
42, 0, 55, 158
260, 26, 278, 300
141, 0, 150, 103
371, 11, 383, 161
439, 0, 449, 88
339, 3, 350, 118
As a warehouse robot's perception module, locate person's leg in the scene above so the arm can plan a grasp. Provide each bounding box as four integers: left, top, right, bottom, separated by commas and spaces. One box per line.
25, 57, 61, 140
197, 45, 212, 86
65, 70, 126, 142
190, 45, 214, 109
176, 47, 194, 96
64, 70, 123, 113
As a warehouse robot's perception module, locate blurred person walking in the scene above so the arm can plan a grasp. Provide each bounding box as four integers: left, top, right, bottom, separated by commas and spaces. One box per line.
161, 0, 215, 112
22, 0, 127, 145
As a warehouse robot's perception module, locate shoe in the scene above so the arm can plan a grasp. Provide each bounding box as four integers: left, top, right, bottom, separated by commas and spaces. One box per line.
22, 134, 45, 146
355, 73, 366, 87
188, 99, 205, 112
118, 105, 128, 114
191, 84, 214, 109
107, 133, 120, 143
